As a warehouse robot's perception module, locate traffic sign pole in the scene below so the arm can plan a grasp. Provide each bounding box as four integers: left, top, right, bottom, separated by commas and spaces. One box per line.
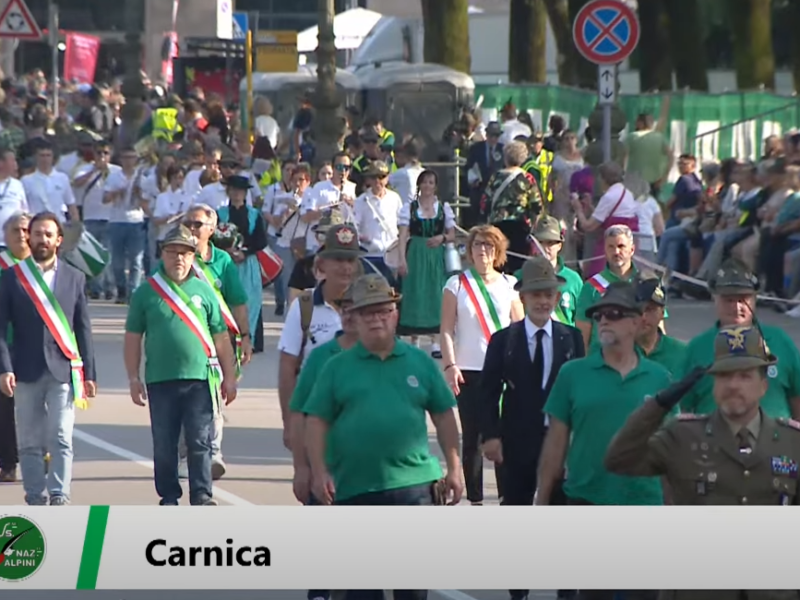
598, 64, 616, 162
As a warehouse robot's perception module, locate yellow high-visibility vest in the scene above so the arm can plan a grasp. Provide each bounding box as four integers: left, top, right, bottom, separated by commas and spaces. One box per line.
152, 108, 183, 141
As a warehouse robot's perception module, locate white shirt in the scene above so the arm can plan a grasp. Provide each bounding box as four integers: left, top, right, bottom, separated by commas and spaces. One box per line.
525, 317, 553, 388
273, 188, 309, 249
182, 167, 205, 199
139, 167, 161, 205
75, 164, 119, 222
592, 182, 638, 223
397, 200, 456, 229
499, 119, 532, 146
301, 179, 357, 251
36, 257, 57, 291
354, 189, 403, 256
55, 151, 81, 177
196, 181, 253, 211
22, 170, 75, 221
0, 177, 28, 246
254, 115, 280, 150
277, 286, 342, 369
388, 163, 425, 205
153, 188, 193, 240
443, 273, 518, 371
261, 182, 292, 237
102, 169, 145, 224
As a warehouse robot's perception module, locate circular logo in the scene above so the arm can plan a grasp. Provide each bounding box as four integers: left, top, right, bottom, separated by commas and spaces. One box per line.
0, 515, 46, 582
768, 365, 778, 379
191, 295, 203, 309
407, 375, 419, 388
561, 292, 570, 308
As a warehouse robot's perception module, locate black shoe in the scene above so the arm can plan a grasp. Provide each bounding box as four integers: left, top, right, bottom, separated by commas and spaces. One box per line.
275, 305, 285, 317
159, 499, 179, 506
104, 291, 115, 301
89, 291, 100, 300
115, 297, 127, 305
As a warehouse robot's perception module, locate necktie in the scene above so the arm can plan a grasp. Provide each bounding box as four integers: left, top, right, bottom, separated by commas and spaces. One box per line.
737, 429, 753, 455
532, 329, 546, 390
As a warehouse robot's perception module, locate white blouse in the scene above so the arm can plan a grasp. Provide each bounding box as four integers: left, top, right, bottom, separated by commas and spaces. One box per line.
397, 200, 456, 230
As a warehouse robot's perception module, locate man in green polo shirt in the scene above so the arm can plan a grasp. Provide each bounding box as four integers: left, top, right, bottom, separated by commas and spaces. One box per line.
680, 258, 800, 420
124, 225, 237, 506
537, 281, 673, 509
304, 274, 463, 510
635, 273, 687, 377
513, 215, 582, 326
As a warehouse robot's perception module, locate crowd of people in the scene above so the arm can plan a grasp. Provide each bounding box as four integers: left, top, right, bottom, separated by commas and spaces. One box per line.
0, 68, 799, 600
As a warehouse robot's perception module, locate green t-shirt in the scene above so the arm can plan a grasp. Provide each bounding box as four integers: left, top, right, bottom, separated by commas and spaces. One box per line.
514, 257, 583, 326
289, 335, 346, 414
544, 351, 673, 505
125, 275, 228, 384
156, 246, 248, 308
304, 339, 456, 502
625, 129, 669, 186
679, 323, 800, 419
640, 334, 687, 378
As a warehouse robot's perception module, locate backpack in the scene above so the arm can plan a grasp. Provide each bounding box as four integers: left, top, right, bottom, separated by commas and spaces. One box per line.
297, 290, 315, 369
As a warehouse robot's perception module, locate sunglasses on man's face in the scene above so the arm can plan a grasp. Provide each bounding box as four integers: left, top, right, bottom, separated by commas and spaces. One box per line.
591, 308, 636, 322
335, 163, 351, 172
183, 220, 208, 230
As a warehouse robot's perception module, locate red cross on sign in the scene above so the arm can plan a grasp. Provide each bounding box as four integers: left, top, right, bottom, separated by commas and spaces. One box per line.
572, 0, 640, 65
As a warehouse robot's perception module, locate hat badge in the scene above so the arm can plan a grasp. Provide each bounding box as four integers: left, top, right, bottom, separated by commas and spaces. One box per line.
336, 227, 355, 245
723, 326, 748, 352
653, 286, 665, 300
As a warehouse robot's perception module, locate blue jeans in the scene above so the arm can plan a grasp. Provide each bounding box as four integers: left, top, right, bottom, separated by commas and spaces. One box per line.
271, 240, 294, 309
84, 220, 114, 295
147, 379, 214, 505
109, 221, 146, 298
656, 225, 688, 276
14, 371, 74, 505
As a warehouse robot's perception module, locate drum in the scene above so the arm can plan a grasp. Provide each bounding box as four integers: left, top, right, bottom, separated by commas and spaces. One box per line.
62, 230, 110, 278
256, 247, 283, 286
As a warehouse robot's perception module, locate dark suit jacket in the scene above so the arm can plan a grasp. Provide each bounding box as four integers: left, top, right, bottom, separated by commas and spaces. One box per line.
480, 320, 584, 463
466, 140, 504, 186
0, 261, 96, 384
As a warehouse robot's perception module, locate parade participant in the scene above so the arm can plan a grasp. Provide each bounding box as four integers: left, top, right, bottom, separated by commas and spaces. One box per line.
197, 154, 254, 210
152, 165, 192, 255
277, 224, 362, 449
21, 141, 79, 223
0, 212, 96, 505
634, 274, 687, 376
300, 152, 357, 255
262, 159, 297, 316
0, 211, 31, 482
56, 130, 96, 179
680, 259, 800, 420
287, 212, 346, 301
305, 277, 462, 600
351, 128, 384, 196
354, 161, 403, 285
388, 140, 425, 206
440, 224, 523, 505
537, 281, 672, 509
606, 325, 800, 511
397, 170, 456, 356
125, 225, 237, 506
179, 204, 252, 480
522, 132, 553, 203
575, 225, 639, 351
514, 216, 583, 326
0, 148, 29, 246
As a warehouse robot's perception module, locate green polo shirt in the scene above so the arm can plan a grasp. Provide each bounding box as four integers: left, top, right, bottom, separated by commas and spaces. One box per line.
640, 333, 687, 377
156, 245, 248, 308
289, 334, 346, 414
125, 275, 227, 384
679, 323, 800, 419
514, 256, 583, 326
304, 339, 456, 502
544, 351, 673, 505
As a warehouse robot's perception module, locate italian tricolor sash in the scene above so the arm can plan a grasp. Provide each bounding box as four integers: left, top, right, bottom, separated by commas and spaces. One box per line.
588, 272, 610, 294
551, 300, 569, 324
191, 261, 243, 380
13, 258, 88, 409
0, 250, 18, 270
149, 272, 224, 414
460, 268, 503, 342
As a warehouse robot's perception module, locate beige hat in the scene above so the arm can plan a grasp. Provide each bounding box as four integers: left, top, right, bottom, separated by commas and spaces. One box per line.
346, 274, 402, 311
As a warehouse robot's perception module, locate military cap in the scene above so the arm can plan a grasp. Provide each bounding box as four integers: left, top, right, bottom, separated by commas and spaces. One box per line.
346, 274, 402, 312
161, 225, 197, 251
635, 271, 666, 307
362, 160, 390, 179
361, 128, 380, 143
485, 121, 502, 136
585, 281, 643, 319
709, 258, 759, 295
706, 325, 777, 374
314, 211, 345, 234
223, 174, 252, 190
533, 215, 564, 243
515, 255, 565, 293
316, 224, 365, 260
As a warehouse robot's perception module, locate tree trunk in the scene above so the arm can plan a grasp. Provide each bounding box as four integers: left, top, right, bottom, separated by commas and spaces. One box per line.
420, 0, 471, 74
637, 0, 672, 91
729, 0, 776, 89
664, 0, 708, 90
543, 0, 579, 85
118, 1, 145, 152
314, 0, 342, 166
791, 0, 800, 93
568, 0, 598, 89
509, 0, 547, 83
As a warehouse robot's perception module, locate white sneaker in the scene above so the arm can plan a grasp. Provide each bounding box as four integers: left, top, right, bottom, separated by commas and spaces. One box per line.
788, 304, 800, 318
211, 459, 226, 481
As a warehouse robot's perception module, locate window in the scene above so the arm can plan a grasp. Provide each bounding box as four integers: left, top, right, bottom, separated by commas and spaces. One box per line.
25, 0, 144, 32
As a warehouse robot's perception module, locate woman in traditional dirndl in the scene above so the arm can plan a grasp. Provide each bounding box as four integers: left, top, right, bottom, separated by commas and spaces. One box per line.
397, 170, 456, 358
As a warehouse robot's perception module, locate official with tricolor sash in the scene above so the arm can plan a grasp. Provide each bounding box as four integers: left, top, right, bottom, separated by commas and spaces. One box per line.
125, 225, 238, 506
0, 212, 96, 506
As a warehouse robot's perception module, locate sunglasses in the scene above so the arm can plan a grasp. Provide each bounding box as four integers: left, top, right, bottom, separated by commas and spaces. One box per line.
335, 164, 351, 172
183, 220, 208, 229
591, 308, 636, 322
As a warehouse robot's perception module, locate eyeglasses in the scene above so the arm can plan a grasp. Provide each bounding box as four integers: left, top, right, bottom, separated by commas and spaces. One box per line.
183, 220, 208, 229
591, 309, 635, 322
162, 248, 193, 259
335, 164, 351, 172
472, 241, 495, 250
359, 307, 396, 320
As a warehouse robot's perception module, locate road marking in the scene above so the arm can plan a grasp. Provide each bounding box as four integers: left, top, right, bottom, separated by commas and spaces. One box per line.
435, 591, 480, 600
73, 429, 255, 506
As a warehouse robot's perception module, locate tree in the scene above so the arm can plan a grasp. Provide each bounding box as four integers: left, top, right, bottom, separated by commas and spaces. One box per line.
420, 0, 471, 74
664, 0, 709, 90
542, 0, 580, 85
790, 0, 800, 93
637, 0, 672, 91
567, 0, 599, 89
729, 0, 776, 89
509, 0, 547, 83
314, 0, 343, 165
118, 0, 146, 150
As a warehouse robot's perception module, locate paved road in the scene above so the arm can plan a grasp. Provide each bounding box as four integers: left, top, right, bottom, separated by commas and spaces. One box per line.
2, 292, 798, 599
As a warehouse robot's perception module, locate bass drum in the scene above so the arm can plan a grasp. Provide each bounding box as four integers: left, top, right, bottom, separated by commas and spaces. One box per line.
256, 247, 283, 287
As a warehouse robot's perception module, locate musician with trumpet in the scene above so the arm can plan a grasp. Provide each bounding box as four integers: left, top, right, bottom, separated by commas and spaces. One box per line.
102, 146, 147, 304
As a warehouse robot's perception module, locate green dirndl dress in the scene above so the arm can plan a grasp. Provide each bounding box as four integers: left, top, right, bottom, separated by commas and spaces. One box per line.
398, 201, 447, 336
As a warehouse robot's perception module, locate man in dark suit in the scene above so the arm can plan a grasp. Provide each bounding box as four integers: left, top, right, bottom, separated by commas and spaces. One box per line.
480, 256, 584, 600
0, 212, 96, 506
464, 121, 504, 228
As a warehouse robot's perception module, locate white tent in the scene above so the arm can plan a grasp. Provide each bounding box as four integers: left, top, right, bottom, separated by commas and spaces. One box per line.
297, 8, 383, 53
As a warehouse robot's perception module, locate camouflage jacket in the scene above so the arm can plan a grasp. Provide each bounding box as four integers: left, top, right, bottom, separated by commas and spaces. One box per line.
481, 168, 542, 224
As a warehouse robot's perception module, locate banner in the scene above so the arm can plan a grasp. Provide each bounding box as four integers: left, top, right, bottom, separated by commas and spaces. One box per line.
63, 32, 100, 85
0, 506, 796, 589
